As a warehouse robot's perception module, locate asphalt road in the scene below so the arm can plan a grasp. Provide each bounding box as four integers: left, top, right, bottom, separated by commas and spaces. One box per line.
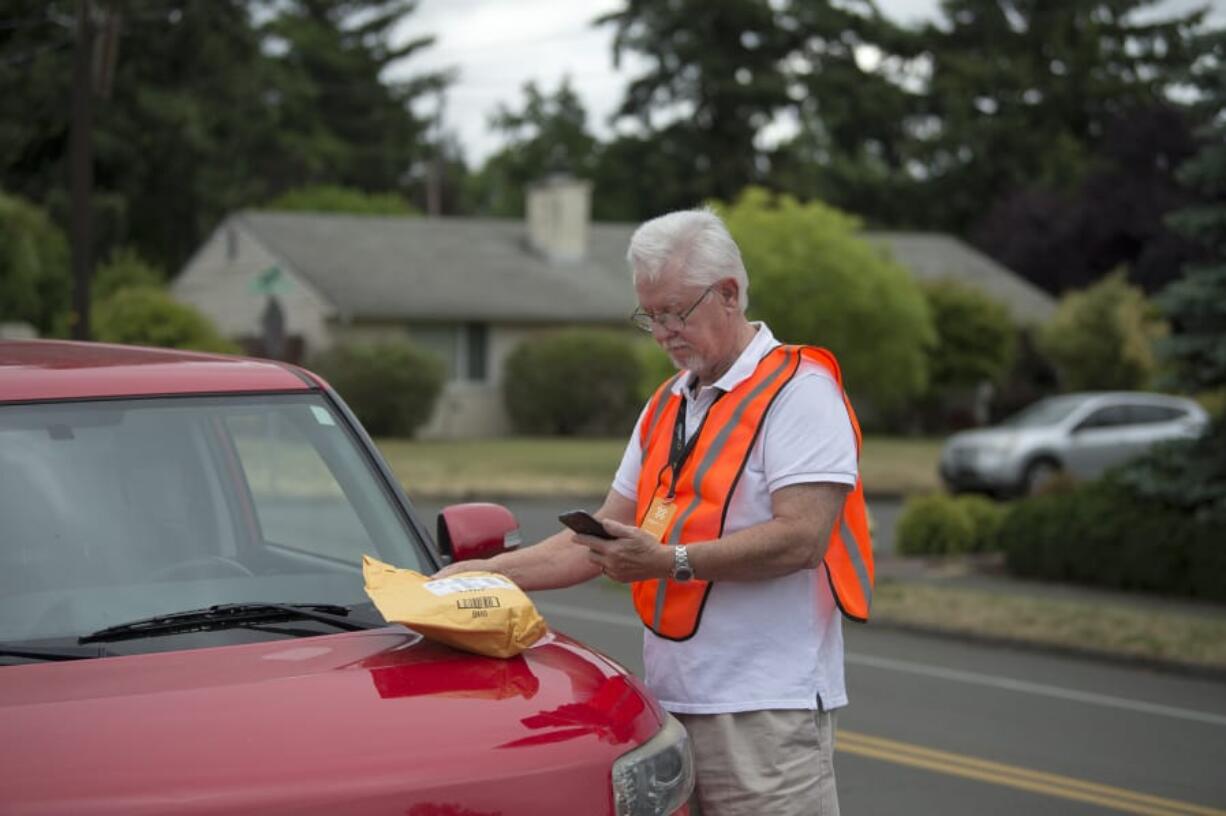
416, 496, 1226, 815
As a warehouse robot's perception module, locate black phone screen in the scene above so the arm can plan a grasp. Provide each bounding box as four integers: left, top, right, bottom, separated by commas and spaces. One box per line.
558, 510, 616, 540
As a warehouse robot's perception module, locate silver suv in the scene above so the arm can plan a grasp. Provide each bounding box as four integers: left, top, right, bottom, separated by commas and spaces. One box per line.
939, 392, 1209, 497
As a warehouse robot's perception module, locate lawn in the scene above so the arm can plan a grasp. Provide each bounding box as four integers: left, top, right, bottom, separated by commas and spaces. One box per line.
375, 435, 943, 499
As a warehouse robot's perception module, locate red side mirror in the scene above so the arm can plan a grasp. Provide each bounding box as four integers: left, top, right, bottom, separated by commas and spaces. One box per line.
437, 502, 523, 563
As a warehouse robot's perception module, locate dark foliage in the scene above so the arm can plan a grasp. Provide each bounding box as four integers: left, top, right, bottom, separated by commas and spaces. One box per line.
1000, 479, 1226, 601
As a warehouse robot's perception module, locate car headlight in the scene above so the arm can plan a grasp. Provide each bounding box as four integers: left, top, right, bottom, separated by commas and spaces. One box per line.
612, 713, 694, 816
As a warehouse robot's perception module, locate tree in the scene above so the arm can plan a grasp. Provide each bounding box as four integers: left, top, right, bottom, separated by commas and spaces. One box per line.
0, 191, 70, 335
1113, 25, 1226, 521
1, 0, 448, 275
598, 0, 793, 206
973, 103, 1203, 295
473, 78, 598, 217
262, 185, 416, 215
1038, 271, 1165, 391
767, 0, 926, 224
921, 279, 1016, 390
914, 0, 1206, 234
1158, 25, 1226, 398
718, 187, 935, 414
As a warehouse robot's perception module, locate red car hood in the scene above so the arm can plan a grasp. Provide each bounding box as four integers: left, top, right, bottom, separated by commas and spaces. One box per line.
0, 627, 662, 815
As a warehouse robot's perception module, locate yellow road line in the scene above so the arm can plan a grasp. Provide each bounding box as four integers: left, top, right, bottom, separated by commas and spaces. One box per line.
838, 730, 1226, 816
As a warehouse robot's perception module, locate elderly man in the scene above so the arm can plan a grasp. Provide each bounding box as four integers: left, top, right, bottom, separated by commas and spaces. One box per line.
437, 208, 873, 815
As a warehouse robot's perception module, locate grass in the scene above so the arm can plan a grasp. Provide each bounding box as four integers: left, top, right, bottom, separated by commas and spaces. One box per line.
872, 581, 1226, 670
375, 434, 943, 498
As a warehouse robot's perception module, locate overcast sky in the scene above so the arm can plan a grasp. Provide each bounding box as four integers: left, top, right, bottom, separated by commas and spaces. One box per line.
392, 0, 1224, 167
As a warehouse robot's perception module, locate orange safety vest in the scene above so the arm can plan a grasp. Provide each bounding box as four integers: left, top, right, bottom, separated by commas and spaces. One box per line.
632, 345, 874, 641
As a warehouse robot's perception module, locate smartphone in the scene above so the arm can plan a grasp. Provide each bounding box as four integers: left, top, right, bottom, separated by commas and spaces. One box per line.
558, 509, 616, 540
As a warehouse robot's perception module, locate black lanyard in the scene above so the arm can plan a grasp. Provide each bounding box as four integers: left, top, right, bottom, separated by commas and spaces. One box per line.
666, 391, 723, 498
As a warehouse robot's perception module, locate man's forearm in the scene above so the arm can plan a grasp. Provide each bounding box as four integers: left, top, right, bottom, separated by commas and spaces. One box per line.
464, 530, 601, 590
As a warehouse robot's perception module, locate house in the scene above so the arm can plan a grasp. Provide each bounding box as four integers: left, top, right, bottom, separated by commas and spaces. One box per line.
172, 179, 1055, 438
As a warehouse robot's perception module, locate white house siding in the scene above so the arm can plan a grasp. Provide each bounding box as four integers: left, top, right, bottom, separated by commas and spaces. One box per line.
171, 220, 335, 356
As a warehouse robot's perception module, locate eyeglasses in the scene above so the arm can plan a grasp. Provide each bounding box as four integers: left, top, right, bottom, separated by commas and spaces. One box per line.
630, 284, 716, 333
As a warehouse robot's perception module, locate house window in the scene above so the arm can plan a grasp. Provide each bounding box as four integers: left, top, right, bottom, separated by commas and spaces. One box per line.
406, 323, 489, 383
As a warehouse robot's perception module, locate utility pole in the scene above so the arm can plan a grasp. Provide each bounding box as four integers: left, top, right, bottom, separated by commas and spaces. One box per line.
425, 89, 446, 217
69, 0, 95, 340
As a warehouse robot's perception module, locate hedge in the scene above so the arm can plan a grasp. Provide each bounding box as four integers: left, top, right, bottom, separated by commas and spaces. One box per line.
999, 479, 1226, 601
895, 494, 1007, 556
310, 341, 444, 438
503, 329, 642, 436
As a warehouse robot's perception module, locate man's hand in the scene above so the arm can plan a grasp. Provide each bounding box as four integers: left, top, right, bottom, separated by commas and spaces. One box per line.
433, 558, 494, 579
580, 519, 672, 583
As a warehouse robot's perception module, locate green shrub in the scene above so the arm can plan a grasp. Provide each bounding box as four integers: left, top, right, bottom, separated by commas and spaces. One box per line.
921, 279, 1016, 390
958, 494, 1008, 552
896, 494, 975, 555
92, 288, 239, 354
504, 329, 642, 436
310, 342, 444, 438
897, 493, 1011, 555
0, 191, 70, 334
94, 247, 163, 300
999, 479, 1226, 601
1038, 271, 1165, 391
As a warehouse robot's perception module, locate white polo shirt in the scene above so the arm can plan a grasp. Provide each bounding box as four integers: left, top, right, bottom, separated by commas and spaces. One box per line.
611, 323, 858, 714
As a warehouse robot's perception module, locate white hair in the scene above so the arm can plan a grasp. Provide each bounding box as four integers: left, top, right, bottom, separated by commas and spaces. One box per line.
626, 207, 749, 312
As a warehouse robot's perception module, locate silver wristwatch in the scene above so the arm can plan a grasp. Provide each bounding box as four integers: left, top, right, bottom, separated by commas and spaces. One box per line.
672, 545, 694, 582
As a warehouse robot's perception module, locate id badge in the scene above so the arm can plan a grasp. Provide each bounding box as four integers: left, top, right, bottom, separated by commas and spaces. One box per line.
640, 496, 677, 541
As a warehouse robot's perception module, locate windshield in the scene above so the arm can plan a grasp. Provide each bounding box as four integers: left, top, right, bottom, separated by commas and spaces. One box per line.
997, 395, 1090, 429
0, 394, 428, 645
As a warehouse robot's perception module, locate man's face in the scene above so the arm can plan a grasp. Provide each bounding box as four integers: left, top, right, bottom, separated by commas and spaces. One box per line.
634, 271, 736, 380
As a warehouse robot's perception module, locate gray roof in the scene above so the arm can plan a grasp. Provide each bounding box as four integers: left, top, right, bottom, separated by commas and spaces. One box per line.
237, 211, 638, 323
864, 232, 1055, 324
233, 212, 1053, 325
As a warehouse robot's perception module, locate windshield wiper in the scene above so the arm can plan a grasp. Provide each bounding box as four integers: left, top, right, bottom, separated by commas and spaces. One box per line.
79, 603, 385, 644
0, 643, 116, 661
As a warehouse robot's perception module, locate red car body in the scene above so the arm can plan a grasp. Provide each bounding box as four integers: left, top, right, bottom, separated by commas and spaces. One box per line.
0, 341, 690, 815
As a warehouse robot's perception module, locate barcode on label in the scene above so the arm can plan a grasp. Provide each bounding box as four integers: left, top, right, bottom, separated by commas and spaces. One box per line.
456, 596, 502, 610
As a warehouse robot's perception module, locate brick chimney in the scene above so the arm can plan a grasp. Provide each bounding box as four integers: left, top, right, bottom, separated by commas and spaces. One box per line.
526, 174, 592, 262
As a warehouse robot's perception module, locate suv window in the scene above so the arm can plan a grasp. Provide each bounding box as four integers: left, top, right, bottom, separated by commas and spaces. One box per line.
1126, 404, 1186, 424
1074, 405, 1132, 431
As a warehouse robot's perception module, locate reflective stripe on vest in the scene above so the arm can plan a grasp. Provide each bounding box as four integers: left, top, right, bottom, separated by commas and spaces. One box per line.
632, 345, 874, 641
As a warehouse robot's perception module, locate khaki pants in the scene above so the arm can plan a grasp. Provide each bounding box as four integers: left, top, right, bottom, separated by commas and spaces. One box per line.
676, 709, 839, 816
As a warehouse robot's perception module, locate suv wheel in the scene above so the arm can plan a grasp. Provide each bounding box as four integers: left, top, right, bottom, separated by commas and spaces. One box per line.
1022, 458, 1061, 496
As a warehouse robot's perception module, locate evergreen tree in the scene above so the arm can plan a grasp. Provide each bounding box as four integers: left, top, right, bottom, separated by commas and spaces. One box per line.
473, 78, 598, 217
1116, 25, 1226, 520
262, 0, 450, 194
0, 0, 448, 273
597, 0, 792, 205
915, 0, 1206, 233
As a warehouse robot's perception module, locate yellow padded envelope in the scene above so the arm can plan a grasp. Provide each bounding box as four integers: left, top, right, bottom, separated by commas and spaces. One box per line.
362, 555, 548, 658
